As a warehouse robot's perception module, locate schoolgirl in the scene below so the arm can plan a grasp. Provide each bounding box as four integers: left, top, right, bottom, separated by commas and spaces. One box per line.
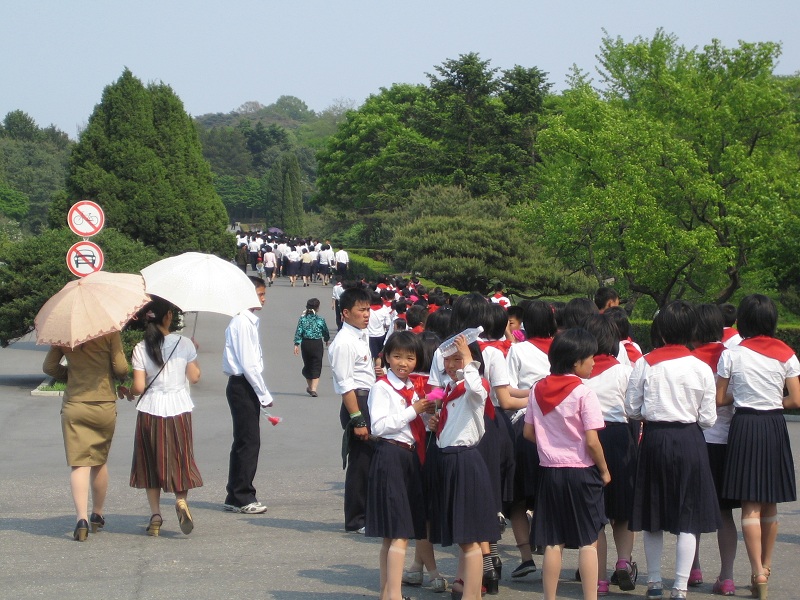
366, 331, 434, 600
689, 303, 738, 596
717, 294, 800, 600
429, 334, 499, 600
581, 315, 637, 596
625, 301, 720, 600
505, 299, 558, 577
524, 327, 610, 600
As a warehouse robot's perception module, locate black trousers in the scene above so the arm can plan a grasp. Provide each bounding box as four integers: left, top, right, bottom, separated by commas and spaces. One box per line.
340, 390, 373, 531
225, 376, 261, 507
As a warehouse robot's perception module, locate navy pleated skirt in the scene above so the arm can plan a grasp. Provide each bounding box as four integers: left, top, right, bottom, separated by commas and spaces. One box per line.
531, 466, 607, 549
429, 445, 500, 546
598, 421, 637, 522
630, 422, 721, 535
722, 408, 796, 504
706, 443, 741, 510
497, 409, 517, 506
365, 440, 427, 539
477, 413, 502, 514
510, 412, 541, 507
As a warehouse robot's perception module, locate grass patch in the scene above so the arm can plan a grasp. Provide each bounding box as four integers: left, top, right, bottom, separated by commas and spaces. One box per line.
39, 380, 66, 392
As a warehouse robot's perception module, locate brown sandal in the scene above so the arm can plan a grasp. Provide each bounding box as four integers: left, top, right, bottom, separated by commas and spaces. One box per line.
146, 513, 163, 536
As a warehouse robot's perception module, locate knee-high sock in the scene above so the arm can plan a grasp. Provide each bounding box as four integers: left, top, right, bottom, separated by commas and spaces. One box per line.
674, 532, 697, 591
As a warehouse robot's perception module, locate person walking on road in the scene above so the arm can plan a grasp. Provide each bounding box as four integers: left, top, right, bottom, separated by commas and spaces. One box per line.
222, 276, 274, 514
128, 298, 203, 537
43, 332, 129, 541
294, 298, 330, 397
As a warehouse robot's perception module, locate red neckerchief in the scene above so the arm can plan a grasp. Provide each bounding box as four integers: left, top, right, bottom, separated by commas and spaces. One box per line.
527, 337, 553, 355
622, 339, 643, 363
378, 376, 427, 465
739, 336, 795, 363
376, 283, 388, 290
427, 304, 439, 314
383, 300, 392, 308
692, 342, 725, 373
410, 325, 424, 334
590, 354, 619, 378
436, 378, 492, 439
370, 304, 383, 311
534, 374, 582, 416
722, 327, 739, 343
408, 373, 431, 399
493, 292, 503, 299
644, 344, 692, 366
397, 314, 407, 321
478, 339, 513, 358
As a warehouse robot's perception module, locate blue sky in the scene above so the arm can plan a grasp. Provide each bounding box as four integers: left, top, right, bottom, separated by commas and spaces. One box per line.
3, 0, 798, 138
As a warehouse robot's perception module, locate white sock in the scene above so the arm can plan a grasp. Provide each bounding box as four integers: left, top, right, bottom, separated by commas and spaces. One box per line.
673, 532, 696, 591
643, 531, 663, 584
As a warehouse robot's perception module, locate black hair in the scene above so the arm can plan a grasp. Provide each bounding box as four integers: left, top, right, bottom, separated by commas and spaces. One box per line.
548, 328, 598, 375
737, 294, 778, 338
719, 303, 738, 328
693, 303, 724, 345
406, 305, 428, 329
383, 331, 424, 368
650, 310, 664, 349
550, 301, 566, 327
594, 287, 620, 311
658, 300, 696, 346
249, 275, 266, 290
339, 287, 371, 312
522, 300, 557, 339
562, 297, 599, 329
141, 296, 177, 367
393, 298, 408, 315
305, 298, 321, 315
424, 307, 452, 340
449, 292, 489, 336
603, 306, 631, 340
580, 314, 620, 356
507, 305, 524, 322
482, 302, 509, 340
418, 331, 441, 373
393, 318, 407, 331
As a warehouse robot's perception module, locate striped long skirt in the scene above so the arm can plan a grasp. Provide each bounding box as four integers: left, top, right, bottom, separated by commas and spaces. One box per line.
130, 411, 203, 492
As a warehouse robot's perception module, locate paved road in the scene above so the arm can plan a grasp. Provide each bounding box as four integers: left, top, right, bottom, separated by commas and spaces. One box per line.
1, 273, 799, 599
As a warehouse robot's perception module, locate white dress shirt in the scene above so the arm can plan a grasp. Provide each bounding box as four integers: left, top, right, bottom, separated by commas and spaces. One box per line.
222, 310, 273, 407
436, 361, 487, 448
625, 354, 716, 429
480, 343, 511, 407
582, 361, 632, 423
367, 305, 392, 338
329, 322, 375, 394
718, 344, 800, 411
368, 370, 419, 444
507, 341, 550, 389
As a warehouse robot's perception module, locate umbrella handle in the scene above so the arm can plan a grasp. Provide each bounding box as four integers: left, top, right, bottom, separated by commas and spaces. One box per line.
191, 312, 199, 347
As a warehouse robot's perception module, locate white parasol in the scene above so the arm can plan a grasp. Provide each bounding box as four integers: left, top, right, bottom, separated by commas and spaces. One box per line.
35, 271, 150, 349
141, 252, 261, 316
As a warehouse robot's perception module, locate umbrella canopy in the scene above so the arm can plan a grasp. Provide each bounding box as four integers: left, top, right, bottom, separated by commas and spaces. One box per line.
141, 252, 261, 316
35, 271, 150, 349
267, 227, 283, 234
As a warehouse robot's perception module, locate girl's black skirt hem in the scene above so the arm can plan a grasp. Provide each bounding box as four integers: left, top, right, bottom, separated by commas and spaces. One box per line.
300, 338, 324, 380
722, 409, 796, 504
365, 440, 426, 539
531, 466, 607, 549
429, 445, 500, 546
598, 421, 637, 521
630, 422, 721, 535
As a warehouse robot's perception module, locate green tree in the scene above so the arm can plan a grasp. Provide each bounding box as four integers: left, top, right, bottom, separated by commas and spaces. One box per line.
0, 183, 29, 220
51, 69, 232, 256
392, 186, 593, 294
525, 32, 800, 307
0, 228, 162, 345
264, 152, 304, 235
2, 110, 40, 142
197, 125, 253, 177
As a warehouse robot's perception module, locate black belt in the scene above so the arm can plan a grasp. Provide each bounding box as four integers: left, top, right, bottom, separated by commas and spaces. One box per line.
379, 438, 415, 452
229, 374, 246, 379
354, 388, 370, 398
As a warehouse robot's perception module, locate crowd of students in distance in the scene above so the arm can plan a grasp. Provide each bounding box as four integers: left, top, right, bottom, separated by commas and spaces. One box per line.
234, 231, 350, 287
341, 277, 797, 600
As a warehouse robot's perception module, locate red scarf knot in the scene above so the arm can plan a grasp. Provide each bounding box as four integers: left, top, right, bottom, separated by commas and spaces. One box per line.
534, 374, 582, 416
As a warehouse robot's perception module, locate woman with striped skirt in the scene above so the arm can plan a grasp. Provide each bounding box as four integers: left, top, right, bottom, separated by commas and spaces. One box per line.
129, 297, 203, 537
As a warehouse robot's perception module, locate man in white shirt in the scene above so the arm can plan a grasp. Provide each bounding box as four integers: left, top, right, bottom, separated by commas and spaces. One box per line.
334, 248, 350, 277
222, 276, 273, 514
329, 286, 381, 532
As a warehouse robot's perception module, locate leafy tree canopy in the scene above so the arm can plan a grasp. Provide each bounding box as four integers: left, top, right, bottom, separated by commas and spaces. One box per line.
524, 31, 800, 308
50, 69, 232, 257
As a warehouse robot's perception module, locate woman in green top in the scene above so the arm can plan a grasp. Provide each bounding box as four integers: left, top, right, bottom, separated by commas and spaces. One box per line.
293, 298, 330, 396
